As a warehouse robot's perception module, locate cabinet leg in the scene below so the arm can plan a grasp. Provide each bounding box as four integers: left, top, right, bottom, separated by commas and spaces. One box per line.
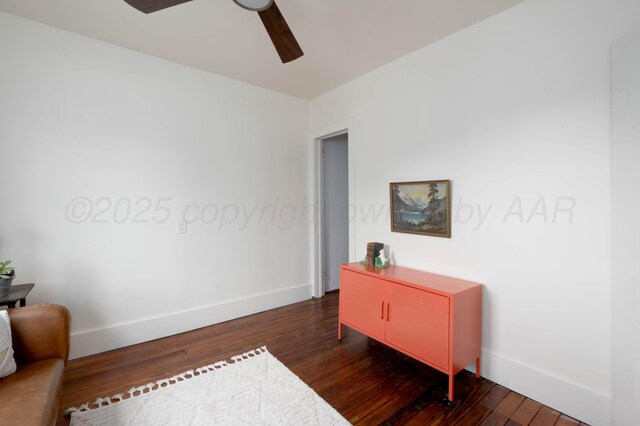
338, 321, 342, 341
448, 374, 454, 401
476, 357, 481, 378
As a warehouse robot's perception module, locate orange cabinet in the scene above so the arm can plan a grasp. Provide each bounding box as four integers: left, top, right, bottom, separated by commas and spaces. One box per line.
339, 271, 386, 341
385, 284, 449, 370
339, 263, 482, 401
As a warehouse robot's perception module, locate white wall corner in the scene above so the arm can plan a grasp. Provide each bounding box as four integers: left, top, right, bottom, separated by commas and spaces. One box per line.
70, 284, 312, 359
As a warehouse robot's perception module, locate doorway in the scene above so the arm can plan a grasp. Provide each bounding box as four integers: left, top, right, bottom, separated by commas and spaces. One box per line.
320, 133, 349, 294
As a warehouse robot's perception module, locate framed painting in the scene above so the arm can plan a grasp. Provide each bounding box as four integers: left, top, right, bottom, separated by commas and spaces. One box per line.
390, 180, 451, 238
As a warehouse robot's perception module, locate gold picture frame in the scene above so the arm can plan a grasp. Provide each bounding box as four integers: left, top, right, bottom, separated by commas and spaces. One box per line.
390, 180, 452, 238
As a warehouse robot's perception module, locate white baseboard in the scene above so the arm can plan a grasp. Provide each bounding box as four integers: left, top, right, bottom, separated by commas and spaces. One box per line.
70, 284, 312, 360
474, 348, 612, 426
70, 288, 611, 426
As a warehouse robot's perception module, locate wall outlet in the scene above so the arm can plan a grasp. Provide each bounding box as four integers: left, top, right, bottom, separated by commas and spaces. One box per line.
177, 221, 187, 235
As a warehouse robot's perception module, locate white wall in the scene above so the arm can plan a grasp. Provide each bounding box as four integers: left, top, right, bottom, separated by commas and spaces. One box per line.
612, 29, 640, 425
310, 0, 640, 424
0, 11, 311, 358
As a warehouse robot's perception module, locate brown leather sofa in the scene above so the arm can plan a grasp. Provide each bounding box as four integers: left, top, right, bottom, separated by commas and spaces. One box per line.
0, 305, 71, 426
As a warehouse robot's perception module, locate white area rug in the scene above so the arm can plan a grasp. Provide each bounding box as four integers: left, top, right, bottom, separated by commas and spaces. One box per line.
67, 347, 350, 426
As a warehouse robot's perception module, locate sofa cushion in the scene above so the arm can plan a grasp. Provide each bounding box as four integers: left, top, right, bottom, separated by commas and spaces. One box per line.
0, 310, 17, 378
0, 358, 65, 426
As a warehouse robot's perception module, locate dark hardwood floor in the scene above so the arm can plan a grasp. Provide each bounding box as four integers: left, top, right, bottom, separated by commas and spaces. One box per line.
57, 292, 586, 425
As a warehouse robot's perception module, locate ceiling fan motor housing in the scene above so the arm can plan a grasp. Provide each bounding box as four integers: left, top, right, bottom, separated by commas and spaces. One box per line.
233, 0, 274, 12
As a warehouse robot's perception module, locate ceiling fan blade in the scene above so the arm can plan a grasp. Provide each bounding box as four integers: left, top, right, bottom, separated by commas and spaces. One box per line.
258, 1, 303, 63
124, 0, 193, 14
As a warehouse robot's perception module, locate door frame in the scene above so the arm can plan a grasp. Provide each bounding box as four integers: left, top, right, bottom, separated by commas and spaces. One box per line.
311, 119, 357, 298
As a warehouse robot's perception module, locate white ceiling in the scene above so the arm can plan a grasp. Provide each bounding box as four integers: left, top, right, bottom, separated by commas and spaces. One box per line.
0, 0, 523, 99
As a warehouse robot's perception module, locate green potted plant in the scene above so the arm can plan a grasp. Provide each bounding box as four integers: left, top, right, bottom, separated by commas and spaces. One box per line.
0, 260, 15, 297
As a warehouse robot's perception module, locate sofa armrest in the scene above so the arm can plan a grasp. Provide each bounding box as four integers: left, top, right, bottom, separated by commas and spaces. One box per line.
8, 304, 71, 365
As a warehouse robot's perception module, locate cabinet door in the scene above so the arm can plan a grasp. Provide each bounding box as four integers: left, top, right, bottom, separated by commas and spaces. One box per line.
384, 284, 449, 370
340, 270, 385, 341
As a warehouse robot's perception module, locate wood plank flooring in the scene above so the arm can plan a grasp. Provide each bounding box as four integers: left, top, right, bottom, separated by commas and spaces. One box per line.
57, 292, 587, 425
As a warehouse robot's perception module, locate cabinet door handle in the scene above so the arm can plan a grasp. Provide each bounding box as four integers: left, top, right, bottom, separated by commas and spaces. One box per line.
380, 301, 384, 319
387, 303, 390, 322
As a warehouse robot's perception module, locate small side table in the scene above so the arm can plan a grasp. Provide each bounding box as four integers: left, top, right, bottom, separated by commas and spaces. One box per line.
0, 283, 35, 309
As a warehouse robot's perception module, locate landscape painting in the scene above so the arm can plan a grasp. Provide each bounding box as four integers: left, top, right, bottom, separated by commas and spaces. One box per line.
390, 180, 451, 238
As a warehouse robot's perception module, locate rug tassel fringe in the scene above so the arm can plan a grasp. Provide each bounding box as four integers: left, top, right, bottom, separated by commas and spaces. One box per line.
65, 346, 268, 415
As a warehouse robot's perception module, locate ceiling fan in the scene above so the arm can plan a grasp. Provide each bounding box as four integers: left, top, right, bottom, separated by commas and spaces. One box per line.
123, 0, 304, 63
